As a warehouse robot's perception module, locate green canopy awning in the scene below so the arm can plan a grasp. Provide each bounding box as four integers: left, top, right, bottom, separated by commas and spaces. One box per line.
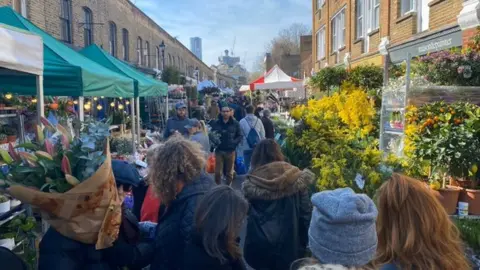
80, 45, 167, 97
0, 7, 135, 97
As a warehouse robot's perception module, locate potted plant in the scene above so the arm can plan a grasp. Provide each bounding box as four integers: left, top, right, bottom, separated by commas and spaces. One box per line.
0, 194, 10, 214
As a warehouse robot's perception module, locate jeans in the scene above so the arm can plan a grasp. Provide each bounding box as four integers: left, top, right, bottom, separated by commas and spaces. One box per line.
215, 151, 236, 185
243, 149, 253, 173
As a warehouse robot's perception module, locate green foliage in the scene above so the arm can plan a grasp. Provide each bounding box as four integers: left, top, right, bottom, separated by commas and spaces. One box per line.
309, 67, 347, 94
347, 65, 384, 90
111, 137, 133, 155
455, 218, 480, 252
161, 66, 185, 85
406, 101, 480, 180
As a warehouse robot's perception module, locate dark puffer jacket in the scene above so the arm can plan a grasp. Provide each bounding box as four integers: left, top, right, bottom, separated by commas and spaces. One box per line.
242, 162, 314, 270
150, 173, 215, 270
210, 117, 243, 152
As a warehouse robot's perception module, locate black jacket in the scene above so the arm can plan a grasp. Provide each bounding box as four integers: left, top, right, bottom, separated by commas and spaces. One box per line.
261, 117, 275, 139
150, 173, 215, 270
38, 206, 152, 270
211, 117, 243, 152
183, 233, 247, 270
242, 162, 314, 270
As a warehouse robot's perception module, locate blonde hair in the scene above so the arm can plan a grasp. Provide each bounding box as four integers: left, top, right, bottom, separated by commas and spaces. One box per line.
375, 173, 470, 270
199, 120, 208, 136
148, 136, 206, 205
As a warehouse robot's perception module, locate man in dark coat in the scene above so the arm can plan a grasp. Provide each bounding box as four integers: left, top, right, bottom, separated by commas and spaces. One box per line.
163, 102, 190, 139
261, 109, 275, 139
210, 105, 243, 185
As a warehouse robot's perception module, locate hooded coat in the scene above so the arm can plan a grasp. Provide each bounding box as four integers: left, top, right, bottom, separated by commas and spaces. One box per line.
242, 161, 314, 270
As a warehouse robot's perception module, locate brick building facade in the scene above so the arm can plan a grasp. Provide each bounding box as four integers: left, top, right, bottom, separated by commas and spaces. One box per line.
312, 0, 477, 71
0, 0, 214, 81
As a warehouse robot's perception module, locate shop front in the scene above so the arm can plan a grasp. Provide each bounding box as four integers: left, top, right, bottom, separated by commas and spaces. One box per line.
388, 25, 463, 63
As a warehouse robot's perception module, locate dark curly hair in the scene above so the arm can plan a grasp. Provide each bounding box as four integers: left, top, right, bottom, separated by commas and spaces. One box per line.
148, 136, 206, 205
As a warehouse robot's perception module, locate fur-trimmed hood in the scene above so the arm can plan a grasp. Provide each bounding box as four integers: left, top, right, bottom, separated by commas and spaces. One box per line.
242, 161, 314, 200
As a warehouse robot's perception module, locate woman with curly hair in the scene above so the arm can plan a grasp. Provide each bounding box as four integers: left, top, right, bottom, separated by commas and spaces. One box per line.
149, 137, 215, 270
375, 174, 470, 270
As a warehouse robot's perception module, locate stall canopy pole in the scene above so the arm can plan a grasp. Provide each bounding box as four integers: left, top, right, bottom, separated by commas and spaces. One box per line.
136, 97, 140, 145
79, 97, 85, 122
130, 98, 136, 154
36, 75, 44, 124
165, 95, 169, 121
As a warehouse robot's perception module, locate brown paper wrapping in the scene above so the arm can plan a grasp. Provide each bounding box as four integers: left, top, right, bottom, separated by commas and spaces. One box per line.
8, 142, 122, 250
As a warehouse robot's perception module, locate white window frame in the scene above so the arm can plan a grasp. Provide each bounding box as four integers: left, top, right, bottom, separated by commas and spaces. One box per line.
356, 0, 380, 39
331, 8, 346, 52
13, 0, 27, 17
316, 26, 326, 60
401, 0, 415, 15
373, 0, 380, 29
317, 0, 325, 9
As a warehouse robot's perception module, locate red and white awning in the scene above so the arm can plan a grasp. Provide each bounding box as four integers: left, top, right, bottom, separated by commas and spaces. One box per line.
249, 65, 303, 90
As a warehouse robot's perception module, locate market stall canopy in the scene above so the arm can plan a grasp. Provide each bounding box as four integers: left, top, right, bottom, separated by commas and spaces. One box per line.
239, 85, 250, 92
0, 7, 134, 97
0, 23, 43, 75
249, 65, 303, 90
197, 80, 217, 91
80, 45, 167, 97
221, 87, 234, 95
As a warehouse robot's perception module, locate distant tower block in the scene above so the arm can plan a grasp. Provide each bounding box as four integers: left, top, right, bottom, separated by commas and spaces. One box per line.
264, 53, 274, 73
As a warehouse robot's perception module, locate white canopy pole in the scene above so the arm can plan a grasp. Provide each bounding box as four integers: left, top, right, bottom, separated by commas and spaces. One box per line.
136, 97, 140, 145
36, 75, 44, 123
130, 98, 136, 154
78, 97, 84, 122
165, 95, 169, 120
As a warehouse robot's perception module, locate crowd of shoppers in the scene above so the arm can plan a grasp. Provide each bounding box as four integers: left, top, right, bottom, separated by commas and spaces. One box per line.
34, 98, 473, 270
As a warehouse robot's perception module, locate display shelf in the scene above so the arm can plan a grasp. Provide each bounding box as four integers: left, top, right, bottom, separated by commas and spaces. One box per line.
0, 205, 25, 226
380, 82, 407, 155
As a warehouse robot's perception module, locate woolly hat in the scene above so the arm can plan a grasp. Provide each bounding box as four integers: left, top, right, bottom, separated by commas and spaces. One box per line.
308, 188, 378, 267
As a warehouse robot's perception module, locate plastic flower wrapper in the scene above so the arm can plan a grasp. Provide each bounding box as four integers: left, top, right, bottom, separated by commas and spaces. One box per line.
1, 117, 121, 250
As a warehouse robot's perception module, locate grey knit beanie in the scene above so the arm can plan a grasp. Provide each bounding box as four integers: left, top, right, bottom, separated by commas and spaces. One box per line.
308, 188, 378, 267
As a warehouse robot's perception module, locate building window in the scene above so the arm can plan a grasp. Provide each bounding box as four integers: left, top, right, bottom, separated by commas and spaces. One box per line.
316, 27, 326, 60
13, 0, 27, 17
155, 46, 160, 69
83, 8, 93, 47
356, 0, 380, 39
401, 0, 414, 15
172, 56, 176, 68
60, 0, 72, 43
373, 0, 380, 29
137, 37, 143, 65
177, 56, 180, 68
317, 0, 325, 9
168, 54, 172, 66
109, 22, 117, 57
356, 0, 364, 39
122, 29, 129, 61
331, 8, 346, 52
145, 41, 150, 67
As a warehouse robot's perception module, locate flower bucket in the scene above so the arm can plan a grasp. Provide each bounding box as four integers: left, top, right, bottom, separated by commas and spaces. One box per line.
433, 186, 462, 215
459, 189, 480, 215
0, 200, 10, 214
8, 142, 122, 250
0, 238, 14, 250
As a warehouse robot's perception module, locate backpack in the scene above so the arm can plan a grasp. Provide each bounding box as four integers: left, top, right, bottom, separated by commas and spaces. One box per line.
245, 118, 261, 148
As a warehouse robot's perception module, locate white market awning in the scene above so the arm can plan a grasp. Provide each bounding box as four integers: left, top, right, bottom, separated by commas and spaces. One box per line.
0, 24, 43, 75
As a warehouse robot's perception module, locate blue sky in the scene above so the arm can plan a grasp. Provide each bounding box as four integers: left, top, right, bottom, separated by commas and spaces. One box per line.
134, 0, 311, 71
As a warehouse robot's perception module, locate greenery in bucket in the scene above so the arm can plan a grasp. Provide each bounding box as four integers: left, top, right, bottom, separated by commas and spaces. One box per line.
0, 117, 110, 193
0, 194, 8, 203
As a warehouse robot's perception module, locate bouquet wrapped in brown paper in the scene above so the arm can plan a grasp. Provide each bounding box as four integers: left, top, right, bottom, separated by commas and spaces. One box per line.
1, 118, 122, 249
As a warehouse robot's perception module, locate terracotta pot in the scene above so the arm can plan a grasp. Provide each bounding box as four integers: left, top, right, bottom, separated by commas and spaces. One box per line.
459, 189, 480, 215
7, 135, 16, 143
450, 177, 473, 189
433, 186, 462, 215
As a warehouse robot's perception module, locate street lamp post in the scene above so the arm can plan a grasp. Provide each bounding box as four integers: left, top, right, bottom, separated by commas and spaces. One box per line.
160, 40, 166, 71
159, 40, 168, 121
